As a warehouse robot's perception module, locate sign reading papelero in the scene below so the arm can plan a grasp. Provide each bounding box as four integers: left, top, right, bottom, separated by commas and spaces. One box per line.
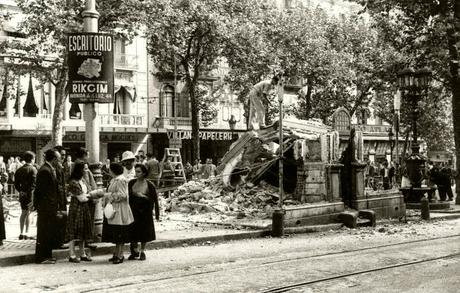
67, 33, 114, 103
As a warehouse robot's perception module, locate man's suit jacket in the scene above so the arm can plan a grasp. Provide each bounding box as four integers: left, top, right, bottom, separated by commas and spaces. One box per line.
34, 163, 59, 214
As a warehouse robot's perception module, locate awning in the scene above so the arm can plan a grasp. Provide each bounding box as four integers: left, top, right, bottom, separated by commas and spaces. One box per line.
23, 75, 38, 117
0, 78, 7, 112
114, 84, 136, 102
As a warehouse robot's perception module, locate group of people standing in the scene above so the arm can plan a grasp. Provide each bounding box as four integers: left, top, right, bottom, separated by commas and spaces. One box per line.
365, 160, 396, 190
426, 162, 455, 202
0, 147, 160, 264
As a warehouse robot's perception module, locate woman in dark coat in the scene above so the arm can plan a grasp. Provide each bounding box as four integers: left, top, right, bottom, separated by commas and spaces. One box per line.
128, 163, 160, 261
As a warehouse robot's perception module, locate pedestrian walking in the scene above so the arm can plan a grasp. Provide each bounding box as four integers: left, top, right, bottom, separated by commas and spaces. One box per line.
65, 161, 94, 263
14, 151, 37, 240
102, 163, 134, 264
145, 154, 160, 186
128, 164, 160, 261
33, 149, 61, 264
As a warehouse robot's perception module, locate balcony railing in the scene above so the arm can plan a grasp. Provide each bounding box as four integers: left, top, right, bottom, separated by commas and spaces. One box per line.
36, 113, 53, 119
99, 114, 145, 127
114, 53, 138, 69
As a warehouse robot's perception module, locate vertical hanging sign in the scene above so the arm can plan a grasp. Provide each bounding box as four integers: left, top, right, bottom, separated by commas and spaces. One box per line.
67, 33, 114, 103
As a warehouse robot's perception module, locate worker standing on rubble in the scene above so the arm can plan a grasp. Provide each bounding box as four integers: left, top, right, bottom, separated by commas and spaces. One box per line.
248, 72, 283, 130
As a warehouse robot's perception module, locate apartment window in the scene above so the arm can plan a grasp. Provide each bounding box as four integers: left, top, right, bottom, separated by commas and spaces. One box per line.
113, 86, 132, 115
160, 85, 175, 117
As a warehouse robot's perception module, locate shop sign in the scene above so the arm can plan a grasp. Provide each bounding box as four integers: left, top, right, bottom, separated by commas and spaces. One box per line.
64, 132, 139, 142
67, 33, 114, 103
167, 130, 238, 141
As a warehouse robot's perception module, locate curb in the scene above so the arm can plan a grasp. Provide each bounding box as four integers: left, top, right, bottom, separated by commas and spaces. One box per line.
2, 213, 459, 267
0, 230, 270, 267
0, 222, 343, 267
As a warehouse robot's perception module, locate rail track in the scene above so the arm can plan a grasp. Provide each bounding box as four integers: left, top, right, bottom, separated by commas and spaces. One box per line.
74, 233, 460, 292
261, 251, 460, 292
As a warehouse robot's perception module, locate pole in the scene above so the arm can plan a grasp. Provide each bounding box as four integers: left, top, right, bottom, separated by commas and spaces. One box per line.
395, 110, 399, 184
82, 0, 103, 243
272, 78, 284, 238
279, 99, 284, 208
82, 0, 100, 164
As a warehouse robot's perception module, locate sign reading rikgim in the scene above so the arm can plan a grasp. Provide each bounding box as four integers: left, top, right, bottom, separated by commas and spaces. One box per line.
67, 33, 114, 103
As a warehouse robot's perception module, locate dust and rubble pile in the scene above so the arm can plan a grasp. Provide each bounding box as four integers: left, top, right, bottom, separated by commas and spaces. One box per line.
163, 177, 300, 218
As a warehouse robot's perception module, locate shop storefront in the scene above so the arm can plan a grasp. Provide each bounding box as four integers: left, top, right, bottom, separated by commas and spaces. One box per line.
150, 129, 242, 164
0, 137, 36, 160
63, 132, 147, 162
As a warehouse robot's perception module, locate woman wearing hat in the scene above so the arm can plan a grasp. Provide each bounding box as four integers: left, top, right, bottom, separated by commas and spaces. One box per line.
121, 151, 136, 181
102, 163, 134, 264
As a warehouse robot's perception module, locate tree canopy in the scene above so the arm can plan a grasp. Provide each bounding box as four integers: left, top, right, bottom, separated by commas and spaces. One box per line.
0, 0, 144, 146
143, 0, 272, 161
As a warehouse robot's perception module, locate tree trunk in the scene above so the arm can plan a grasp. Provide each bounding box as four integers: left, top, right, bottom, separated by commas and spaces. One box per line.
447, 4, 460, 200
189, 83, 200, 163
51, 75, 67, 147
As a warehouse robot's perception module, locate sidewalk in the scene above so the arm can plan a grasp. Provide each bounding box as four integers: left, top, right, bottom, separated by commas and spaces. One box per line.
2, 202, 460, 267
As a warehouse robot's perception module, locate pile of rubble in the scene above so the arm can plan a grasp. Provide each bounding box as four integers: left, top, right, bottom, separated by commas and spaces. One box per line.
163, 178, 300, 218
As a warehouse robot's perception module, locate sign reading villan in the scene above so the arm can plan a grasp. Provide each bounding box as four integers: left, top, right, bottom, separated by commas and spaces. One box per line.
67, 33, 114, 103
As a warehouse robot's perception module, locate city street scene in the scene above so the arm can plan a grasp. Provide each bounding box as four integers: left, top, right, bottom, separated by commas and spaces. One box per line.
1, 0, 460, 292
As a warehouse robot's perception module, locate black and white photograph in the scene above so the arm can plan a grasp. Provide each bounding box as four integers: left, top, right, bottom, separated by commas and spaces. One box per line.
1, 0, 460, 291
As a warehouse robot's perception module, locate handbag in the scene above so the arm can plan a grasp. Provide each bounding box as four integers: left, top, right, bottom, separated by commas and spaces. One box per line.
104, 203, 116, 219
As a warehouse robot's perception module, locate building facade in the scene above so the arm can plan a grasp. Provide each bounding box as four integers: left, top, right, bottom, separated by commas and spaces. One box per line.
0, 1, 151, 162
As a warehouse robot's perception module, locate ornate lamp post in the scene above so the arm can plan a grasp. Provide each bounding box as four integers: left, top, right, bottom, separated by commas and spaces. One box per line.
397, 67, 432, 202
394, 91, 401, 184
228, 114, 238, 141
388, 127, 395, 162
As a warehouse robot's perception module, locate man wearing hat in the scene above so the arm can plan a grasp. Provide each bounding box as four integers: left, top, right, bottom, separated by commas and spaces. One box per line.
121, 151, 136, 181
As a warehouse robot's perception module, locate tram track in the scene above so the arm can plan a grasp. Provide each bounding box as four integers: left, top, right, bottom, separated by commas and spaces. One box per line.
77, 233, 460, 292
261, 252, 460, 292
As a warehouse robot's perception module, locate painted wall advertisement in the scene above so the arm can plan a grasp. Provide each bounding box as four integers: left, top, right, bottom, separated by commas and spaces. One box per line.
67, 33, 114, 103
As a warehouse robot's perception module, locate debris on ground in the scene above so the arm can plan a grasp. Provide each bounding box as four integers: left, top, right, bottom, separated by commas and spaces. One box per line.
162, 177, 300, 218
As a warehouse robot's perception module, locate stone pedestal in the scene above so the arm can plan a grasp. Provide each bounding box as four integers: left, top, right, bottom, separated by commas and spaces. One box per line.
298, 162, 327, 203
326, 163, 343, 202
351, 162, 367, 201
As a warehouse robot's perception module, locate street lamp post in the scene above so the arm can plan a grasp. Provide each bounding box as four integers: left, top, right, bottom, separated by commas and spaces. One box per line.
82, 0, 100, 165
272, 76, 285, 238
394, 91, 401, 184
397, 67, 432, 202
388, 127, 395, 162
228, 114, 237, 141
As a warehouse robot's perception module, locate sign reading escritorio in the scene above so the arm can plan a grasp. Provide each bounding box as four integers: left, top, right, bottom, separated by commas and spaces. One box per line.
67, 33, 114, 103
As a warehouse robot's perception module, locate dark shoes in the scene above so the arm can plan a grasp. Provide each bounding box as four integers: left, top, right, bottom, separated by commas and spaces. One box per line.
108, 255, 116, 262
38, 258, 56, 264
112, 256, 124, 264
80, 256, 92, 262
128, 252, 140, 260
139, 252, 146, 261
69, 257, 80, 263
19, 235, 24, 240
